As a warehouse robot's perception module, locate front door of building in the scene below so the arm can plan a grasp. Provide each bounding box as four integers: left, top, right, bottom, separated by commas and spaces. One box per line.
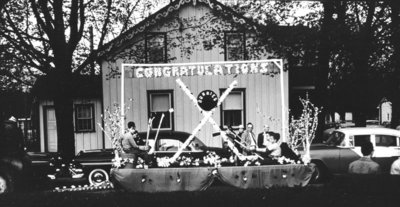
45, 107, 58, 152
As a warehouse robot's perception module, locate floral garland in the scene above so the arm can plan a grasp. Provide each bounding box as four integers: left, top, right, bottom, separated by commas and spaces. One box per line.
155, 151, 237, 168
113, 151, 304, 169
53, 181, 114, 192
273, 156, 303, 165
112, 156, 151, 169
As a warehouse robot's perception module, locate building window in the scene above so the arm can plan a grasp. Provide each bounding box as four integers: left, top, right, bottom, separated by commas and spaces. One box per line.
75, 104, 95, 132
148, 90, 174, 130
220, 89, 245, 128
224, 32, 245, 61
145, 33, 167, 63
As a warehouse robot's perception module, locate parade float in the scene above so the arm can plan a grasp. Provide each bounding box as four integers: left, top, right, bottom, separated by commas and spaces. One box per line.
99, 59, 317, 192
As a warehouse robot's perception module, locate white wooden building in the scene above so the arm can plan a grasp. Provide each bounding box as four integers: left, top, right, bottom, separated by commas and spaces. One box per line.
33, 76, 103, 154
98, 0, 289, 148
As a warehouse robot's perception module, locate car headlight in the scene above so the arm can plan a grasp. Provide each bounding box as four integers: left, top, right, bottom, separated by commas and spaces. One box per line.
72, 168, 83, 173
72, 174, 84, 179
47, 174, 56, 180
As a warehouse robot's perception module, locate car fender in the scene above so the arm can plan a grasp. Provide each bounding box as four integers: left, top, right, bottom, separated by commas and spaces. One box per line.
310, 148, 341, 174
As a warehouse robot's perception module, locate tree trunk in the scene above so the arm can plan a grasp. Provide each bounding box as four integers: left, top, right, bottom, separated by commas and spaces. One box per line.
54, 90, 75, 159
50, 64, 75, 159
347, 2, 376, 127
315, 1, 334, 142
352, 57, 369, 127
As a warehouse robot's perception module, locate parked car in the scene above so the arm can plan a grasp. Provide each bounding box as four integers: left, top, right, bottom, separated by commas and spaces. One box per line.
0, 151, 61, 194
309, 127, 400, 182
26, 151, 62, 177
72, 131, 230, 186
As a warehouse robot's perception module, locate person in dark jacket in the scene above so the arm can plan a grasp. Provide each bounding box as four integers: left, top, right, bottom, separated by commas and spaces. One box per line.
257, 124, 274, 148
0, 116, 24, 156
241, 123, 257, 155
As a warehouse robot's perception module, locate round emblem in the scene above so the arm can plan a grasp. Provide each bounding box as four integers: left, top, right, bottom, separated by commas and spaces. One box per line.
197, 90, 218, 111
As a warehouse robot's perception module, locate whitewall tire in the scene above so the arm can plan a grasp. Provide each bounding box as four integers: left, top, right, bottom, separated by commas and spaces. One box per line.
88, 169, 109, 186
0, 172, 13, 194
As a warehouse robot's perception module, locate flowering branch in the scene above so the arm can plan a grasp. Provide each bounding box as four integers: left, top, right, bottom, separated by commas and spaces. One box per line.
287, 94, 321, 164
98, 100, 133, 157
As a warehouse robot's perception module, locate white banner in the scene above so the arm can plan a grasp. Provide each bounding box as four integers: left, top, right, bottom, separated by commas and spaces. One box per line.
122, 60, 281, 79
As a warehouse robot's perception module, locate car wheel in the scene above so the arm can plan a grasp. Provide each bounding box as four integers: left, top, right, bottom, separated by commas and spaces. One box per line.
88, 169, 109, 186
310, 160, 329, 183
0, 171, 14, 194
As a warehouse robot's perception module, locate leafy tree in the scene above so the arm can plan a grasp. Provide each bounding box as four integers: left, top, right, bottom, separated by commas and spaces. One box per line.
231, 1, 398, 129
327, 2, 392, 126
0, 0, 159, 157
0, 0, 10, 11
387, 1, 400, 127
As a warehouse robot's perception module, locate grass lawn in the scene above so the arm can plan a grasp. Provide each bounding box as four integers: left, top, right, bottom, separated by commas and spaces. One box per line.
1, 175, 400, 207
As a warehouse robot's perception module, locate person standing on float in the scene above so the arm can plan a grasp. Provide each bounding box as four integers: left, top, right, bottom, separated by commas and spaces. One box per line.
240, 122, 257, 155
257, 124, 274, 148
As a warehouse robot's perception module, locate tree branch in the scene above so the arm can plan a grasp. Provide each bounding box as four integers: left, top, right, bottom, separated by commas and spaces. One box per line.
0, 28, 52, 66
0, 69, 34, 87
1, 50, 43, 74
98, 0, 112, 48
0, 13, 51, 68
365, 1, 376, 29
52, 0, 67, 54
73, 51, 98, 74
354, 3, 362, 29
67, 0, 85, 59
121, 0, 141, 33
68, 0, 79, 47
30, 0, 54, 43
0, 0, 10, 12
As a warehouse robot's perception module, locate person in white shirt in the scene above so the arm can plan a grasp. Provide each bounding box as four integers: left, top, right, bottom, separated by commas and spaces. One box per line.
348, 141, 380, 174
390, 157, 400, 175
256, 132, 281, 158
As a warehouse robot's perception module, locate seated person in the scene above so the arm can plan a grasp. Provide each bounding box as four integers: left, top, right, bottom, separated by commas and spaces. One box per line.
237, 125, 245, 138
324, 132, 344, 146
255, 132, 281, 158
221, 125, 236, 150
121, 121, 151, 168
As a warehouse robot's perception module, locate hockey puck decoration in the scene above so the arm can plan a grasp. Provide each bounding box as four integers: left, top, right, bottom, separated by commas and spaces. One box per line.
197, 90, 218, 111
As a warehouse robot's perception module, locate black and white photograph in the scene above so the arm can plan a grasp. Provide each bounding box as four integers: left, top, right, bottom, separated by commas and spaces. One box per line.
1, 0, 400, 206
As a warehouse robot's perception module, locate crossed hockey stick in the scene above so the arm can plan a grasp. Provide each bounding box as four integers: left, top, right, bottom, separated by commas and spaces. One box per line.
166, 78, 258, 165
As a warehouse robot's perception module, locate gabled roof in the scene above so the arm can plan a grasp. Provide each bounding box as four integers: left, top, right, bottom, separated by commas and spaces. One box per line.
32, 75, 102, 99
97, 0, 262, 59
